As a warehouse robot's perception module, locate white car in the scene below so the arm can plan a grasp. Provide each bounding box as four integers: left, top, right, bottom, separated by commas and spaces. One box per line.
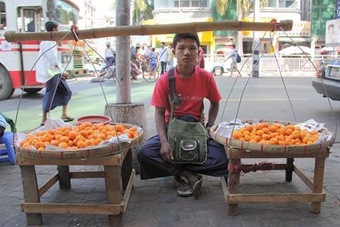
205, 59, 233, 76
84, 63, 102, 73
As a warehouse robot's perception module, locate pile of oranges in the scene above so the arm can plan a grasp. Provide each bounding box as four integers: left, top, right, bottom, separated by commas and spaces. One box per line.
19, 122, 140, 151
231, 122, 319, 146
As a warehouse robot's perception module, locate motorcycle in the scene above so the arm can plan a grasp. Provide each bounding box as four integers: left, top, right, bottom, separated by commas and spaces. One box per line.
99, 62, 141, 81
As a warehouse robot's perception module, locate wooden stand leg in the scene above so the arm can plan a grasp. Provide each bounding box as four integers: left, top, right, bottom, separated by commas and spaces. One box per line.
20, 165, 43, 225
57, 165, 71, 189
285, 158, 294, 182
105, 165, 123, 226
121, 149, 132, 190
311, 156, 326, 214
228, 157, 241, 215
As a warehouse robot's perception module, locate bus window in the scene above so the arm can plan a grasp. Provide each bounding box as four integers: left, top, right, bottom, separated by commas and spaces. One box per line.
17, 7, 43, 32
0, 2, 6, 30
47, 0, 78, 28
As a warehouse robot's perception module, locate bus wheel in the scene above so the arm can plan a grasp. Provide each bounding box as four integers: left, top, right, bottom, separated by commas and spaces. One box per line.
22, 88, 43, 94
0, 66, 14, 100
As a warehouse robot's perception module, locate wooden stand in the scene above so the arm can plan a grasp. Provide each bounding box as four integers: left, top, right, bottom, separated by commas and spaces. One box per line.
17, 148, 134, 226
221, 147, 330, 215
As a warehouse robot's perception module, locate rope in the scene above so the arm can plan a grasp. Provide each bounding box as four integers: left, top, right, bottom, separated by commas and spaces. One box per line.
219, 19, 337, 146
227, 162, 274, 174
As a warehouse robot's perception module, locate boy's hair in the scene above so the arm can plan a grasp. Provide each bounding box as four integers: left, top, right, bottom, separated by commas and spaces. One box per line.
45, 21, 58, 32
172, 33, 200, 49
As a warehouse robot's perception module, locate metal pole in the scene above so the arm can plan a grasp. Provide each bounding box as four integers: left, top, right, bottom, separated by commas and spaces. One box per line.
252, 0, 260, 78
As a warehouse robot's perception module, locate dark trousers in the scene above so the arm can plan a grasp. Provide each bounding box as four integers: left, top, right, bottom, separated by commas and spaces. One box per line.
161, 61, 167, 74
137, 135, 228, 180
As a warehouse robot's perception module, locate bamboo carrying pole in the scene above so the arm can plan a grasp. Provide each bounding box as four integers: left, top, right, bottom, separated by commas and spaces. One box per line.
5, 20, 293, 42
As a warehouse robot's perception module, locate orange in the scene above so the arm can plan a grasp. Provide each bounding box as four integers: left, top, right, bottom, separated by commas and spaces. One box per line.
58, 142, 68, 149
68, 130, 77, 140
114, 124, 125, 133
77, 140, 86, 148
59, 136, 70, 143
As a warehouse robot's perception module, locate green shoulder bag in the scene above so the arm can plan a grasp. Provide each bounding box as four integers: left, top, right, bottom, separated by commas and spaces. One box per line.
167, 68, 208, 164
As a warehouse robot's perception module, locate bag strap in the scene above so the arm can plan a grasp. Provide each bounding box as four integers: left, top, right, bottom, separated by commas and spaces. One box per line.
168, 68, 204, 123
168, 68, 176, 121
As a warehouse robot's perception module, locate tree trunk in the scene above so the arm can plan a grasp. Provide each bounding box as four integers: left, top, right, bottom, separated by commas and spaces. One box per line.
116, 0, 131, 103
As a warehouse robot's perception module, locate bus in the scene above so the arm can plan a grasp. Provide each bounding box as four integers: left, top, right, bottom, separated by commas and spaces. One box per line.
0, 0, 80, 100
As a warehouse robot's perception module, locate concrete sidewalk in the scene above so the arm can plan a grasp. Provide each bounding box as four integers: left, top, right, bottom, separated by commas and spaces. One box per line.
1, 141, 340, 226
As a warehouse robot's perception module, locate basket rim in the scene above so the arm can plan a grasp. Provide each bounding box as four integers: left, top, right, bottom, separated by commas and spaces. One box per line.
15, 123, 144, 159
210, 119, 334, 152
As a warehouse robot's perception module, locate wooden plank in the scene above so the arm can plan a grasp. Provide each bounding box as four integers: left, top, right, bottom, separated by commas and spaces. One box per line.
228, 154, 241, 215
121, 149, 132, 190
285, 158, 294, 182
21, 203, 123, 215
227, 193, 326, 204
70, 171, 105, 179
17, 155, 122, 166
221, 176, 228, 202
38, 174, 59, 196
293, 166, 314, 190
20, 165, 43, 225
122, 169, 135, 213
227, 149, 329, 159
104, 165, 123, 226
57, 165, 71, 189
311, 156, 327, 214
5, 20, 293, 42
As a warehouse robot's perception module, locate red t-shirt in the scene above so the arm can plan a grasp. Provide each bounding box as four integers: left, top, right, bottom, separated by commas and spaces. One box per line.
151, 66, 222, 122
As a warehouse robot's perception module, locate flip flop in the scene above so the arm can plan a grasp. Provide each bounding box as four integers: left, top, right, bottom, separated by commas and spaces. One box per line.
176, 183, 193, 197
191, 175, 203, 199
62, 117, 74, 122
176, 175, 193, 197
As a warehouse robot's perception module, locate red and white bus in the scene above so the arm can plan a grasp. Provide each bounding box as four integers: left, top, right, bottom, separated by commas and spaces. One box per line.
0, 0, 80, 100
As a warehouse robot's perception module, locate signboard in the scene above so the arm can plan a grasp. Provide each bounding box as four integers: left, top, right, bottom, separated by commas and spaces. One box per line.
242, 18, 310, 38
325, 19, 340, 47
276, 21, 311, 37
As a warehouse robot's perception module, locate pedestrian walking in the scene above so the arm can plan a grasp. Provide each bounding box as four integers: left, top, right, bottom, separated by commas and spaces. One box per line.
159, 42, 168, 74
36, 21, 73, 126
224, 44, 241, 77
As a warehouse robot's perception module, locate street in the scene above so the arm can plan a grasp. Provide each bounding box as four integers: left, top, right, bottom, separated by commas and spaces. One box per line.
1, 74, 340, 226
2, 75, 339, 142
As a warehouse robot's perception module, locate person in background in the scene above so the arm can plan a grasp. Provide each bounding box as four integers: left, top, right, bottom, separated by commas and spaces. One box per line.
166, 44, 174, 71
105, 42, 116, 67
148, 47, 158, 79
138, 33, 228, 198
36, 21, 73, 126
0, 114, 6, 139
224, 44, 241, 77
196, 46, 205, 69
159, 42, 168, 74
0, 113, 15, 138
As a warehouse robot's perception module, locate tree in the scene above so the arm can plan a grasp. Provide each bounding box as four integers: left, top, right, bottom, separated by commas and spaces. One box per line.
213, 0, 269, 52
132, 0, 154, 25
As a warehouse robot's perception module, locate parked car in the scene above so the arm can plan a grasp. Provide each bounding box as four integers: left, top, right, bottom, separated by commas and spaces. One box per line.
312, 58, 340, 101
205, 58, 233, 76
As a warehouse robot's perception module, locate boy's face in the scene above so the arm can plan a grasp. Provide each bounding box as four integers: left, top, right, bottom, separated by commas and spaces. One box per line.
173, 38, 198, 66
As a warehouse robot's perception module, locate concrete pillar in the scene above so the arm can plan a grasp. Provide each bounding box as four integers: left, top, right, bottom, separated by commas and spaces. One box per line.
104, 103, 148, 174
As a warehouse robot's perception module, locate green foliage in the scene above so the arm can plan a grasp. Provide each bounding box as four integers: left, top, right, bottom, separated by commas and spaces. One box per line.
132, 0, 154, 25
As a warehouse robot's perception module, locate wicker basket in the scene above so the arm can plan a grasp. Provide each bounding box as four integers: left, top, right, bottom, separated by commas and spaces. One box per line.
210, 119, 334, 153
15, 123, 144, 159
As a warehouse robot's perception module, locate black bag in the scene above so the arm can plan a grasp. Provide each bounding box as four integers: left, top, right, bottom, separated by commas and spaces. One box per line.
236, 52, 241, 63
167, 68, 208, 164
